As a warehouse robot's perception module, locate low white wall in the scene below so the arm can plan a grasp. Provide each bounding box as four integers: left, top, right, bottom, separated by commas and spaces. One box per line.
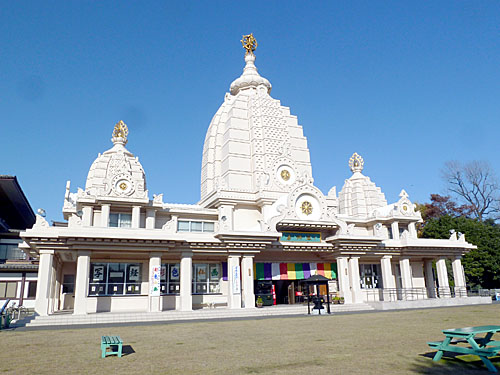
367, 296, 492, 310
161, 295, 179, 310
361, 289, 382, 302
86, 296, 149, 313
192, 294, 227, 309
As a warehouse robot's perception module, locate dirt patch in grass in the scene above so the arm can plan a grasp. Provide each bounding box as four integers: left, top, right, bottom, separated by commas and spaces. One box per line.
1, 305, 499, 374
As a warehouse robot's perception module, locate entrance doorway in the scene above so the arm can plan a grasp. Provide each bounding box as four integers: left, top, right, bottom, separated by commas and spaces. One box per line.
272, 280, 311, 304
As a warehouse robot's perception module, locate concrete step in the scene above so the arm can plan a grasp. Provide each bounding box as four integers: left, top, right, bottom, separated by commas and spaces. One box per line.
22, 303, 374, 328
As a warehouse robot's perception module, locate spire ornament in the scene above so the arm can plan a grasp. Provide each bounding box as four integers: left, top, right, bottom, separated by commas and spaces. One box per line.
112, 120, 129, 145
241, 33, 257, 55
348, 152, 364, 173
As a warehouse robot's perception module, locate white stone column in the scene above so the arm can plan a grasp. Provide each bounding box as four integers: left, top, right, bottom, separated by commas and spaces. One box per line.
101, 204, 110, 227
336, 257, 352, 303
390, 221, 399, 240
35, 250, 54, 316
408, 222, 417, 238
82, 206, 93, 227
219, 205, 235, 231
179, 252, 192, 311
436, 257, 451, 298
73, 251, 90, 315
452, 256, 467, 297
227, 255, 242, 309
132, 206, 141, 228
424, 260, 436, 298
380, 255, 396, 301
145, 208, 156, 229
241, 256, 255, 309
348, 257, 362, 303
148, 253, 161, 312
49, 260, 58, 314
54, 261, 63, 313
399, 257, 413, 300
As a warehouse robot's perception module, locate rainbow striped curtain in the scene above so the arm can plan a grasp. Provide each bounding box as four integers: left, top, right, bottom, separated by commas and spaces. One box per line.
253, 263, 337, 280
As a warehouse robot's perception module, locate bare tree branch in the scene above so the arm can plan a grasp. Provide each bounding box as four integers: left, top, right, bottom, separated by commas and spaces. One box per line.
441, 160, 500, 221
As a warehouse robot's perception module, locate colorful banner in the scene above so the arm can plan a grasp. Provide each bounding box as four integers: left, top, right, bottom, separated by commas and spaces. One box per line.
232, 265, 241, 294
287, 263, 296, 279
254, 263, 338, 281
303, 263, 311, 279
222, 262, 228, 281
271, 263, 281, 280
279, 263, 288, 280
150, 265, 161, 296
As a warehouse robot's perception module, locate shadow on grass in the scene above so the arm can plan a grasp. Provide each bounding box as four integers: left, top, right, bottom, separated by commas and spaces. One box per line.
411, 351, 500, 374
122, 345, 135, 356
239, 359, 326, 374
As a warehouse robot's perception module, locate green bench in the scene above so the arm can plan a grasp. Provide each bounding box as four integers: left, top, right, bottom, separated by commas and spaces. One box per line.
101, 336, 123, 358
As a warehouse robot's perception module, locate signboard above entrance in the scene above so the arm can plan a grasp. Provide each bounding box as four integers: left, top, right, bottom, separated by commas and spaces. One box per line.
280, 232, 321, 243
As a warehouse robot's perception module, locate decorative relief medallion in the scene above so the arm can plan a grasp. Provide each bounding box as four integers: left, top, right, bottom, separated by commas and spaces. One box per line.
112, 174, 135, 196
281, 169, 290, 181
301, 201, 313, 215
276, 164, 295, 186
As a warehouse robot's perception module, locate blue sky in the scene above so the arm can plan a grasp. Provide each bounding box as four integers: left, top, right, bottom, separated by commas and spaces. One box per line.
2, 1, 499, 222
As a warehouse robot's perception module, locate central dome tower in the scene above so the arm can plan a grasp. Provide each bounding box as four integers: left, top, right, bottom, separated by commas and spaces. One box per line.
200, 35, 313, 209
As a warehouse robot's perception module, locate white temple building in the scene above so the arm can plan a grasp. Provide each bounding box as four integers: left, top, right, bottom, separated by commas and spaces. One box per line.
20, 35, 476, 316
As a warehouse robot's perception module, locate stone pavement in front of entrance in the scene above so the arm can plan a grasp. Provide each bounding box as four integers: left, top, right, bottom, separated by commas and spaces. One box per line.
12, 303, 374, 329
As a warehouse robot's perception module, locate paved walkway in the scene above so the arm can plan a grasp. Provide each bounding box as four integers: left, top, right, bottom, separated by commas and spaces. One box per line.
9, 297, 493, 330
11, 303, 374, 329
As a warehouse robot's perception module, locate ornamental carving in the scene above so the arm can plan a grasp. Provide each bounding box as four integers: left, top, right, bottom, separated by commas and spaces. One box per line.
349, 152, 364, 173
241, 33, 257, 55
112, 120, 128, 140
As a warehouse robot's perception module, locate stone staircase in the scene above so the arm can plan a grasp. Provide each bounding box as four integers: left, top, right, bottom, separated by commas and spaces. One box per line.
14, 303, 374, 328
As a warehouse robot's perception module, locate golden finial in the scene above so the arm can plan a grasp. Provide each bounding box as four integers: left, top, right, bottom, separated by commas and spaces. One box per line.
112, 120, 129, 140
349, 152, 364, 173
241, 33, 257, 55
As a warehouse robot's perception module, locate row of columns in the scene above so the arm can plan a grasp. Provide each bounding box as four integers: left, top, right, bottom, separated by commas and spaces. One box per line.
35, 249, 256, 316
177, 253, 255, 312
336, 255, 467, 303
35, 250, 468, 315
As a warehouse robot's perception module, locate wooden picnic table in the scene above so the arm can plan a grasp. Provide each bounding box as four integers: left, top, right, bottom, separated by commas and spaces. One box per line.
428, 325, 500, 372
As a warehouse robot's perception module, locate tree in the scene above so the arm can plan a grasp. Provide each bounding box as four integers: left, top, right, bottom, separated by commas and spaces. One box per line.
418, 194, 473, 221
442, 160, 500, 221
421, 215, 500, 288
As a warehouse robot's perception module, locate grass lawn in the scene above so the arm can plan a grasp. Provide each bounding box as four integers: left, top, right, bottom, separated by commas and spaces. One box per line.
2, 304, 500, 374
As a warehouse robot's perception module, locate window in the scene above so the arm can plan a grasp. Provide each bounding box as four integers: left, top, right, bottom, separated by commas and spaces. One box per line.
193, 263, 221, 294
0, 243, 25, 261
62, 275, 75, 293
88, 263, 141, 296
109, 213, 132, 228
27, 281, 37, 298
160, 263, 180, 294
0, 281, 17, 298
359, 264, 381, 289
177, 220, 215, 233
387, 226, 393, 239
